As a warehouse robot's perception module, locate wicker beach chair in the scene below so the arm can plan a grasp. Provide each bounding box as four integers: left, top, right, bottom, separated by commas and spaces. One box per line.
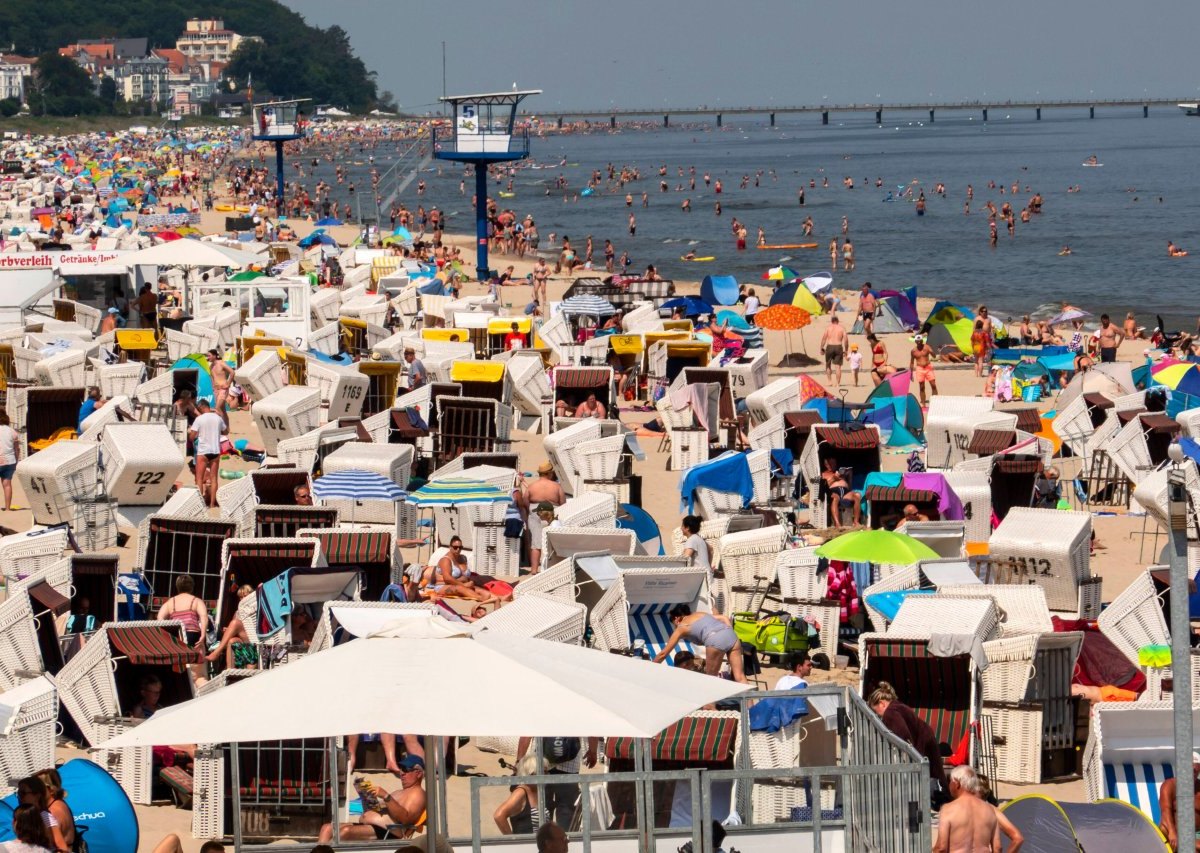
0, 676, 57, 796
472, 592, 587, 645
716, 525, 787, 615
555, 491, 618, 530
590, 566, 711, 658
58, 621, 198, 802
924, 397, 1001, 471
0, 528, 70, 583
506, 352, 552, 431
940, 471, 993, 545
744, 377, 803, 426
1097, 569, 1168, 667
1082, 699, 1193, 827
986, 507, 1099, 618
235, 348, 284, 402
0, 590, 48, 692
89, 360, 145, 399
859, 597, 999, 763
748, 414, 785, 452
735, 703, 840, 824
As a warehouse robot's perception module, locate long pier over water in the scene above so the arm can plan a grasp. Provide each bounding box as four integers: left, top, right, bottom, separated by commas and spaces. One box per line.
518, 98, 1191, 128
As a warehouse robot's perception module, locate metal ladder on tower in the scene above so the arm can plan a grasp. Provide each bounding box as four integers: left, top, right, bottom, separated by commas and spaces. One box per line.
375, 134, 434, 222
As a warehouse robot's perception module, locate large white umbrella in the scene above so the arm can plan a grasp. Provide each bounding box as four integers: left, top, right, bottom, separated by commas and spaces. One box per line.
99, 616, 747, 748
117, 239, 263, 270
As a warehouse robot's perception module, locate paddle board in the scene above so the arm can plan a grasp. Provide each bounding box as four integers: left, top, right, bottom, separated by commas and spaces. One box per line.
1081, 163, 1103, 167
680, 256, 716, 262
498, 191, 516, 198
758, 243, 819, 250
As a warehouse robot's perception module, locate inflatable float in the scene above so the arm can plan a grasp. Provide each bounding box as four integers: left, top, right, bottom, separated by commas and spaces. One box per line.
680, 255, 716, 262
758, 243, 819, 250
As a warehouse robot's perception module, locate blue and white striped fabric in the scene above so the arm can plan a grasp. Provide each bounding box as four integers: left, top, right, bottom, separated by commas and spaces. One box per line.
628, 603, 697, 663
560, 294, 618, 317
1104, 762, 1173, 826
312, 470, 406, 503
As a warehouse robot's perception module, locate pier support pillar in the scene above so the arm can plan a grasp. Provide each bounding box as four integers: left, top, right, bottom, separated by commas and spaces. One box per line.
556, 116, 563, 129
1036, 107, 1041, 120
982, 108, 988, 122
716, 113, 722, 128
875, 109, 882, 124
1144, 104, 1149, 118
821, 110, 829, 125
609, 116, 616, 129
928, 109, 935, 123
769, 112, 775, 127
474, 166, 490, 283
1090, 105, 1095, 119
663, 114, 669, 128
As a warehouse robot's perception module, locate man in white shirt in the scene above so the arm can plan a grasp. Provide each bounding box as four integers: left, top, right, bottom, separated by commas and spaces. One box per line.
775, 650, 829, 691
188, 399, 228, 508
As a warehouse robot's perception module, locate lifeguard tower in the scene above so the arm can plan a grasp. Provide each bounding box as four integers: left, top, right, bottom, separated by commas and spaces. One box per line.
251, 98, 310, 215
435, 89, 540, 282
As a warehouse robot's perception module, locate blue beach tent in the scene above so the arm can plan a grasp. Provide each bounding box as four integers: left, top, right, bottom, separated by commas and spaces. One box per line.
700, 275, 740, 307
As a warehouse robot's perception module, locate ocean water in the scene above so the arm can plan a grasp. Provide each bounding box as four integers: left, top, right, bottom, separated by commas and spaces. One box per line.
313, 109, 1200, 329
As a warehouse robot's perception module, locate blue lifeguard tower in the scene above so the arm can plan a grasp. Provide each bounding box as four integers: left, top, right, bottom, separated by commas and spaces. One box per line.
435, 89, 540, 281
251, 98, 310, 215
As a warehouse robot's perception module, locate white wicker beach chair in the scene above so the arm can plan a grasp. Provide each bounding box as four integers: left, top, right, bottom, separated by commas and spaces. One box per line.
937, 584, 1053, 638
506, 353, 552, 431
320, 442, 413, 525
0, 590, 47, 692
99, 422, 186, 508
923, 397, 1001, 470
1097, 569, 1168, 666
253, 386, 321, 455
987, 507, 1097, 617
472, 592, 587, 645
235, 348, 284, 402
181, 319, 221, 356
0, 676, 57, 796
941, 471, 993, 545
717, 525, 787, 615
89, 360, 145, 399
748, 414, 785, 452
589, 566, 711, 658
774, 547, 826, 601
33, 349, 86, 388
737, 706, 840, 824
1082, 700, 1197, 827
0, 528, 70, 583
744, 377, 802, 426
543, 418, 607, 494
575, 433, 629, 488
555, 491, 618, 530
15, 441, 99, 527
513, 560, 576, 606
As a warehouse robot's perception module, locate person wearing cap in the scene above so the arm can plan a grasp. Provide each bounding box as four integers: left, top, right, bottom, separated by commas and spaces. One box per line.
100, 306, 120, 335
317, 754, 426, 842
403, 348, 427, 390
1159, 753, 1200, 851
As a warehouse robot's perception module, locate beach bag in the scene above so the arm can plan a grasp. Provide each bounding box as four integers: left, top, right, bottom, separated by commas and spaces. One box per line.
543, 736, 581, 765
733, 611, 810, 656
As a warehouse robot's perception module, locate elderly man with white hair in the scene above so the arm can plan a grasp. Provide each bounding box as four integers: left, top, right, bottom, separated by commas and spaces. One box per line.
934, 765, 1023, 853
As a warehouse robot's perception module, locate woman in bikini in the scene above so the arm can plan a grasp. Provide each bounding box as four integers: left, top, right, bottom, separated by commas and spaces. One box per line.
867, 334, 894, 386
420, 536, 502, 605
157, 574, 209, 683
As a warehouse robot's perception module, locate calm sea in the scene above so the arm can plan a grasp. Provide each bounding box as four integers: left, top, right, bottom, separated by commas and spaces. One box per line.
315, 109, 1200, 329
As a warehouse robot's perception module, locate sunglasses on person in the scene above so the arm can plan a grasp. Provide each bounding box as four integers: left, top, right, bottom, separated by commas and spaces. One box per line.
450, 544, 462, 551
295, 492, 310, 500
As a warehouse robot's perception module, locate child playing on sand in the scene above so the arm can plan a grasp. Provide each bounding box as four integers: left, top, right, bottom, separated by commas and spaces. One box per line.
848, 344, 862, 386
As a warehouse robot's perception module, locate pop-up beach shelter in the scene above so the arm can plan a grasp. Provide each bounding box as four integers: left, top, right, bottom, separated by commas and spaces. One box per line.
925, 301, 975, 354
999, 794, 1168, 852
700, 275, 740, 306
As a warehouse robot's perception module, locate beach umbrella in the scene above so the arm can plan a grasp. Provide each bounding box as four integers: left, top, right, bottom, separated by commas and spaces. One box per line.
560, 294, 618, 317
769, 278, 826, 315
1152, 363, 1200, 397
117, 239, 262, 270
801, 272, 835, 295
761, 265, 800, 281
660, 296, 714, 318
312, 469, 405, 502
1048, 308, 1092, 326
815, 529, 939, 564
154, 230, 183, 241
407, 478, 510, 507
755, 304, 812, 365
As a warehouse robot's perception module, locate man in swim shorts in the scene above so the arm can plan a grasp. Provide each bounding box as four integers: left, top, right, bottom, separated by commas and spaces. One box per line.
820, 315, 847, 386
858, 283, 876, 334
1094, 313, 1124, 363
909, 335, 938, 407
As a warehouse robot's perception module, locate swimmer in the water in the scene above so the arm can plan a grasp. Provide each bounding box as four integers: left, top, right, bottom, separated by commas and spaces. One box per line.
1169, 240, 1188, 257
682, 249, 697, 260
1059, 245, 1072, 256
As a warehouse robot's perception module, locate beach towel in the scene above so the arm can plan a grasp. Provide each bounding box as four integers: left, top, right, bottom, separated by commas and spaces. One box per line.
748, 696, 810, 733
256, 571, 292, 639
769, 448, 794, 479
826, 560, 860, 623
678, 451, 755, 514
904, 472, 965, 520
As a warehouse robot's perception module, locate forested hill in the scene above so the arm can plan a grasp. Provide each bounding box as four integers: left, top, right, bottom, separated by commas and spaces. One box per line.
0, 0, 390, 111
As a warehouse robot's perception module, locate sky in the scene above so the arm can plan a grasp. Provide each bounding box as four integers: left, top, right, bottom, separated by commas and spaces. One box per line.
281, 0, 1200, 112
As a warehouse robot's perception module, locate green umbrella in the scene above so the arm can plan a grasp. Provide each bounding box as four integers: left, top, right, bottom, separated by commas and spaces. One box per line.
814, 529, 939, 564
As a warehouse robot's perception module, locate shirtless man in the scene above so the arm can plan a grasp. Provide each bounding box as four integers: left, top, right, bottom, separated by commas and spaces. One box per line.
206, 350, 234, 422
934, 765, 1002, 853
909, 334, 938, 407
858, 283, 876, 335
1159, 753, 1200, 852
1094, 313, 1124, 363
317, 755, 426, 842
522, 462, 566, 572
895, 504, 930, 529
819, 315, 848, 386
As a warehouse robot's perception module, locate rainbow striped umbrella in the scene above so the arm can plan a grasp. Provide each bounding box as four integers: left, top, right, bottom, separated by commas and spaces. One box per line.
407, 479, 510, 507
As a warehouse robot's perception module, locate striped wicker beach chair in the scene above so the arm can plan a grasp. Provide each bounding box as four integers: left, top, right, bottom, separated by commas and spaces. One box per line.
1083, 699, 1183, 827
590, 567, 711, 659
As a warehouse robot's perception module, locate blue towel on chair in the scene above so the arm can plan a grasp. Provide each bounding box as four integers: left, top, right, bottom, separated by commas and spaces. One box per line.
256, 571, 292, 639
748, 696, 810, 733
678, 450, 755, 514
769, 449, 794, 478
